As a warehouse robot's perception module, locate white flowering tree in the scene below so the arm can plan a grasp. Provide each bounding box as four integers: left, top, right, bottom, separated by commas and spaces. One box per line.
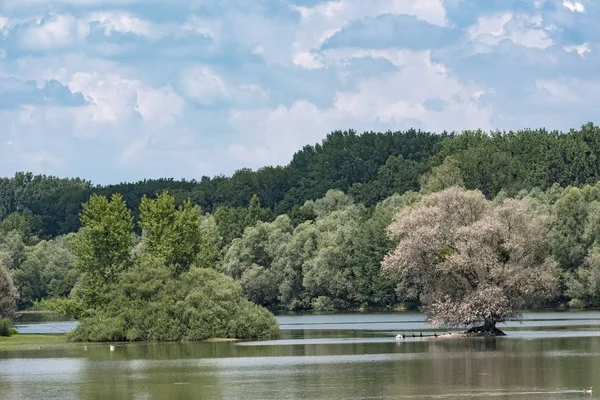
382, 187, 559, 335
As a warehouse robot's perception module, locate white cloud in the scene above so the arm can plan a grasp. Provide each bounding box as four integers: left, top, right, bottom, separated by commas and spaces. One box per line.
1, 0, 599, 182
229, 48, 491, 168
182, 16, 221, 41
230, 101, 344, 166
238, 84, 269, 101
564, 42, 590, 57
536, 80, 580, 102
329, 49, 490, 132
2, 0, 140, 9
179, 66, 229, 105
136, 86, 184, 127
18, 14, 90, 50
87, 12, 155, 37
67, 71, 140, 127
468, 12, 513, 45
467, 13, 553, 52
292, 52, 324, 69
291, 0, 447, 67
563, 0, 585, 13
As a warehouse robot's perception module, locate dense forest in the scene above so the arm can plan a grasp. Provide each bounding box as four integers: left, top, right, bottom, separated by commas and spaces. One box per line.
3, 122, 600, 319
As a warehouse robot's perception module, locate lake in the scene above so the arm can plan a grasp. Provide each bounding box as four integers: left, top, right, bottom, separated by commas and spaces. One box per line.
2, 311, 600, 399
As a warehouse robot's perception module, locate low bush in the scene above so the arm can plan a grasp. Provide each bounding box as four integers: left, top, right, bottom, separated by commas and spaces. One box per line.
69, 266, 279, 342
0, 318, 13, 337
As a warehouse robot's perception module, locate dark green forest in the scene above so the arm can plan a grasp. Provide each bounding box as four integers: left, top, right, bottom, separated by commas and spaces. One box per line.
3, 122, 600, 323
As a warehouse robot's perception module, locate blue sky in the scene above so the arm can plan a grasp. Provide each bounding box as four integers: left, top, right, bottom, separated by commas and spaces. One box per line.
0, 0, 596, 183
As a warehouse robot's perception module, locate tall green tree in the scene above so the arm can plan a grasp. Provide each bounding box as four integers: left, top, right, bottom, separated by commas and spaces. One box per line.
139, 191, 219, 275
73, 193, 134, 286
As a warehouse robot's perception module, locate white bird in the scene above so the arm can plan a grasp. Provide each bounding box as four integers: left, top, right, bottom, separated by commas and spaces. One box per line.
83, 346, 88, 351
583, 387, 592, 394
109, 345, 115, 351
395, 334, 405, 340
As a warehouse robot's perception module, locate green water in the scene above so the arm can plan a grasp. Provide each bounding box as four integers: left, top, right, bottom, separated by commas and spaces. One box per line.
2, 312, 600, 399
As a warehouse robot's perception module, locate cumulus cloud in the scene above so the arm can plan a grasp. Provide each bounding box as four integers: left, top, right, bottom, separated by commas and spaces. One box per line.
0, 0, 597, 182
87, 12, 156, 37
0, 78, 86, 109
18, 15, 90, 50
467, 12, 554, 52
564, 42, 590, 57
178, 66, 229, 105
563, 0, 585, 13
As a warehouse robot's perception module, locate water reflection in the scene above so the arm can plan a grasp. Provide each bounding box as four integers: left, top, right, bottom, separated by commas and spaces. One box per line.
2, 312, 600, 399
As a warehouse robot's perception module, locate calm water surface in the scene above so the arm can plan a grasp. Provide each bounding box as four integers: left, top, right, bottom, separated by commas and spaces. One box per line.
2, 311, 600, 399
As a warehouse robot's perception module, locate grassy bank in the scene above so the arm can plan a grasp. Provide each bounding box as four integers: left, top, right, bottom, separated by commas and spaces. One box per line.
0, 334, 70, 351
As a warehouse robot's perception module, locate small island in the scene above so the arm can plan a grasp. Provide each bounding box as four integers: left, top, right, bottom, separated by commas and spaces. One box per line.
41, 191, 279, 342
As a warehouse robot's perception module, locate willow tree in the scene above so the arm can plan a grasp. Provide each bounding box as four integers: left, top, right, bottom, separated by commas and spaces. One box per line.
382, 187, 559, 335
0, 254, 18, 319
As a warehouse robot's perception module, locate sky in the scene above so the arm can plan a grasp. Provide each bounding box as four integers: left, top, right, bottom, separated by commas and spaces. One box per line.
0, 0, 597, 184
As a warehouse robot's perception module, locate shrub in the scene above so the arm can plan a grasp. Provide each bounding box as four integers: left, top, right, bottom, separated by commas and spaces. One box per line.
0, 318, 12, 337
69, 265, 279, 342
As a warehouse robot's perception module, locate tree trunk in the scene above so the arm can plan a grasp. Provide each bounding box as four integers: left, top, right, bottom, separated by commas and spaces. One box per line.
465, 320, 506, 336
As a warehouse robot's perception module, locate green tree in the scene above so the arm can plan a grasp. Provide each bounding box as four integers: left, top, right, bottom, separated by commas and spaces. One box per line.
351, 192, 420, 308
139, 191, 218, 275
214, 195, 270, 248
13, 235, 78, 307
419, 156, 464, 194
565, 248, 600, 307
0, 210, 41, 245
72, 193, 134, 307
0, 256, 18, 319
0, 231, 27, 269
547, 185, 600, 271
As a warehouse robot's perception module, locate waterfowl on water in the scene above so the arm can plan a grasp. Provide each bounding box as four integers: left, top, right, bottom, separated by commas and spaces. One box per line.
583, 387, 592, 394
395, 334, 405, 340
109, 345, 115, 351
419, 332, 423, 337
412, 333, 415, 338
434, 332, 438, 338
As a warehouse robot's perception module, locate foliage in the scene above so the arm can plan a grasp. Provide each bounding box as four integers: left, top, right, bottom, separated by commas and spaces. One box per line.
565, 249, 600, 307
71, 194, 134, 312
58, 191, 279, 342
0, 261, 19, 319
69, 264, 279, 342
213, 195, 271, 248
8, 123, 600, 313
382, 187, 560, 331
0, 231, 27, 269
0, 210, 42, 245
419, 156, 464, 194
222, 190, 404, 311
0, 318, 13, 337
139, 191, 219, 275
74, 194, 134, 284
547, 184, 600, 271
12, 235, 79, 308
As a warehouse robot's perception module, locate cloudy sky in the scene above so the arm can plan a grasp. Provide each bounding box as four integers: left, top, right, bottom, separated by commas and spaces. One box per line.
0, 0, 596, 183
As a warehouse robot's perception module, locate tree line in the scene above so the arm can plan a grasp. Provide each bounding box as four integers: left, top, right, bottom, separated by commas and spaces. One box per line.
2, 123, 600, 329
